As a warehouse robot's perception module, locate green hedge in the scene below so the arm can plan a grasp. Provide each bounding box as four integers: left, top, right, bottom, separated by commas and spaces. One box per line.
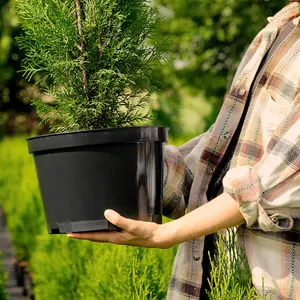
0, 137, 176, 300
0, 136, 43, 262
0, 252, 7, 300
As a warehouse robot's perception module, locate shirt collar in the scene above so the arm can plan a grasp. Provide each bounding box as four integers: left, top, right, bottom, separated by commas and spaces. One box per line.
267, 2, 300, 28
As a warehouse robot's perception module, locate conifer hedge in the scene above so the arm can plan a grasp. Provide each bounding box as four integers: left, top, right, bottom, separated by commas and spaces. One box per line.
0, 252, 7, 300
0, 137, 176, 300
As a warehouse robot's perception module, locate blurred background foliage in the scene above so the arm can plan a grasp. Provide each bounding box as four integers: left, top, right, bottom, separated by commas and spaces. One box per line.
153, 0, 286, 139
0, 0, 287, 140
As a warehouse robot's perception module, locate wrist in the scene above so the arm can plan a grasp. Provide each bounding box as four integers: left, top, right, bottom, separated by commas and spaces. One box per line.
152, 221, 180, 249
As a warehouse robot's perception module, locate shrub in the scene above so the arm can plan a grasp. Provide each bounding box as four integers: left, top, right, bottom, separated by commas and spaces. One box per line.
0, 137, 176, 299
0, 252, 8, 300
207, 230, 270, 300
0, 137, 45, 262
16, 0, 166, 132
31, 235, 176, 300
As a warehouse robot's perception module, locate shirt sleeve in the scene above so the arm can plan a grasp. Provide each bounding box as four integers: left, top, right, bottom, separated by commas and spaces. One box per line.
163, 125, 214, 219
223, 95, 300, 232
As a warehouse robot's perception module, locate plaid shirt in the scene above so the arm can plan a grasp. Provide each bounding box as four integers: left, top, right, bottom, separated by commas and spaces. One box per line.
163, 3, 300, 299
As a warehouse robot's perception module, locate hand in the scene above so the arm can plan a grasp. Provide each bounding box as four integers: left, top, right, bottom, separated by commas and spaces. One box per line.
67, 210, 175, 249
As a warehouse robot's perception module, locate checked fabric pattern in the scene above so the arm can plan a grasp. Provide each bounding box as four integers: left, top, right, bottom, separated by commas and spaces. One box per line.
163, 3, 300, 299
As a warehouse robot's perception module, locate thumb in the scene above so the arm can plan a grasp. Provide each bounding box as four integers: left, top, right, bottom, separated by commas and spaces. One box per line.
104, 210, 131, 231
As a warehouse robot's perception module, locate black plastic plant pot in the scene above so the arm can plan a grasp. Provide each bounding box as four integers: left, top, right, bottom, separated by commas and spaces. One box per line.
27, 126, 168, 234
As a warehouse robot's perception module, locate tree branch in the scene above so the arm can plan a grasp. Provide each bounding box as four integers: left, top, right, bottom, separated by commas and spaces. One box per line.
75, 0, 88, 94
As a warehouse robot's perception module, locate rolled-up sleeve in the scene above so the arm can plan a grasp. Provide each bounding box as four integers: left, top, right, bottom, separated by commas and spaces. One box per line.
163, 125, 214, 219
223, 99, 300, 232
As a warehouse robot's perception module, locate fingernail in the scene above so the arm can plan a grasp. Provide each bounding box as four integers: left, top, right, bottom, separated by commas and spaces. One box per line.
67, 234, 74, 238
104, 210, 113, 219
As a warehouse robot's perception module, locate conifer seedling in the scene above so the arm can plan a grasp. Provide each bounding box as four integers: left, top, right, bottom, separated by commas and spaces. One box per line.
17, 0, 165, 131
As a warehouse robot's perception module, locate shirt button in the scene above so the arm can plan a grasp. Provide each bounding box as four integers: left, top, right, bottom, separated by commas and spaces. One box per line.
193, 255, 200, 261
239, 87, 246, 96
206, 166, 214, 175
260, 75, 267, 86
223, 131, 231, 140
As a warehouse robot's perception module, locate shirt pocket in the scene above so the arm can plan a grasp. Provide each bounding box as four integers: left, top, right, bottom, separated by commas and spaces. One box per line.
261, 91, 290, 149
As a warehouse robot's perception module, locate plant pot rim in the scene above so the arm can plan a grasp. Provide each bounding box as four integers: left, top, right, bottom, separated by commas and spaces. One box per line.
27, 126, 168, 154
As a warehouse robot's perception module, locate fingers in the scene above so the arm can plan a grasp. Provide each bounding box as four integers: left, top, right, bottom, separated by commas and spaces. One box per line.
67, 231, 119, 243
67, 210, 159, 247
67, 230, 141, 246
67, 232, 106, 241
66, 210, 136, 243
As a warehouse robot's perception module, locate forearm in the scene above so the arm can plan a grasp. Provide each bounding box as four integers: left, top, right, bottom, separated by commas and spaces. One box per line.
159, 192, 245, 248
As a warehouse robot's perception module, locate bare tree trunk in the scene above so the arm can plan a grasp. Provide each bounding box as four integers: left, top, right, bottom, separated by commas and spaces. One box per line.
75, 0, 88, 94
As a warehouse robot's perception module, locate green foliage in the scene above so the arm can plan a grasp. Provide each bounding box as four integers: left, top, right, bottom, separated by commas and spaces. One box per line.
0, 0, 35, 136
116, 247, 177, 300
32, 236, 176, 300
0, 252, 8, 300
16, 0, 166, 132
0, 137, 44, 261
0, 0, 19, 87
0, 137, 176, 299
207, 230, 271, 300
152, 0, 287, 133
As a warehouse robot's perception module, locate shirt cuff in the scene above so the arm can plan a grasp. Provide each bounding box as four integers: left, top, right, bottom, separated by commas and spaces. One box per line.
223, 165, 293, 232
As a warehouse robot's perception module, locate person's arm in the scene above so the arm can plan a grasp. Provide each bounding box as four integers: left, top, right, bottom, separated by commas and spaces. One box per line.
163, 125, 214, 219
68, 192, 245, 248
159, 192, 245, 247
